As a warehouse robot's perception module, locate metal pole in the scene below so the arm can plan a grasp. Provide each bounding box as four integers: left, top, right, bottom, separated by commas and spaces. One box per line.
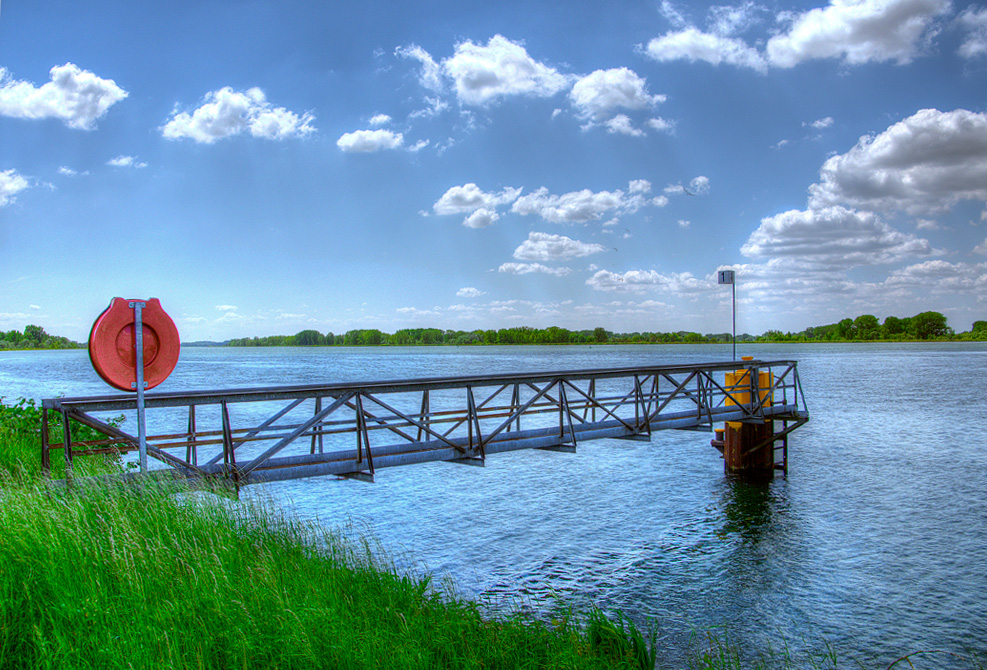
732, 281, 736, 361
130, 301, 148, 474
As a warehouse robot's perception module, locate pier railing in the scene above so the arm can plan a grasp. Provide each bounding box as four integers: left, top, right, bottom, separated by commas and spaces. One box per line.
42, 358, 808, 487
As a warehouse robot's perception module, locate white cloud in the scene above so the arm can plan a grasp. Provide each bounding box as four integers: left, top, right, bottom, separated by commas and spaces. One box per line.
433, 183, 521, 215
741, 205, 934, 267
369, 113, 392, 126
463, 208, 500, 228
646, 0, 950, 72
628, 179, 652, 194
678, 219, 691, 228
337, 128, 404, 152
766, 0, 951, 68
442, 35, 569, 106
569, 67, 664, 122
644, 28, 768, 72
585, 269, 708, 293
396, 44, 445, 93
215, 304, 237, 311
689, 175, 710, 194
805, 116, 835, 129
511, 183, 664, 224
665, 175, 710, 195
162, 87, 314, 143
604, 114, 645, 136
512, 232, 608, 261
456, 287, 486, 298
974, 238, 987, 255
0, 63, 128, 130
0, 169, 29, 206
958, 6, 987, 58
107, 155, 147, 168
808, 108, 987, 215
498, 262, 572, 276
647, 117, 675, 133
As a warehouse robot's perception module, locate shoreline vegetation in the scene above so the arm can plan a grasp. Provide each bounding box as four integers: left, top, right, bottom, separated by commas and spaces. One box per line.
224, 311, 985, 347
4, 312, 986, 352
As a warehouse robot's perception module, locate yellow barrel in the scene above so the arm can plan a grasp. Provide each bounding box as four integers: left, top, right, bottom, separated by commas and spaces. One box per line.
725, 362, 772, 429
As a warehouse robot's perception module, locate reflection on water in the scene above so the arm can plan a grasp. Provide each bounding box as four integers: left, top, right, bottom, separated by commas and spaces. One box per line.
719, 476, 778, 542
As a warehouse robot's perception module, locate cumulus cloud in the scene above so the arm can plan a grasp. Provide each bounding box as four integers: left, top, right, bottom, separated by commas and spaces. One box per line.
463, 208, 500, 228
604, 114, 645, 136
511, 181, 665, 224
456, 287, 486, 298
958, 6, 987, 58
498, 262, 572, 276
766, 0, 951, 68
808, 108, 987, 215
512, 232, 608, 261
0, 63, 128, 129
107, 155, 147, 168
647, 117, 675, 133
162, 87, 314, 143
645, 28, 768, 72
337, 128, 404, 152
974, 238, 987, 255
585, 269, 708, 293
569, 67, 664, 123
665, 175, 710, 196
741, 205, 934, 267
442, 35, 569, 106
368, 113, 392, 126
645, 0, 950, 71
0, 169, 29, 207
433, 183, 521, 216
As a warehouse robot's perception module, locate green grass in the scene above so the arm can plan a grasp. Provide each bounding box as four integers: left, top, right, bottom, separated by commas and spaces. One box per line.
0, 481, 661, 670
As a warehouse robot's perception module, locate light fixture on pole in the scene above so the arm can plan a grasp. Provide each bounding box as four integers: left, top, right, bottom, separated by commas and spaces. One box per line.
717, 269, 736, 360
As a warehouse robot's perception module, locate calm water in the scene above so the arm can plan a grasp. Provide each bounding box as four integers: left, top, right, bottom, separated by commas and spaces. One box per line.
3, 343, 986, 667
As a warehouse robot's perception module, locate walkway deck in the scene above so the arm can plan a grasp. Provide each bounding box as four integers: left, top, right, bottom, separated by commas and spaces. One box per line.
42, 358, 808, 487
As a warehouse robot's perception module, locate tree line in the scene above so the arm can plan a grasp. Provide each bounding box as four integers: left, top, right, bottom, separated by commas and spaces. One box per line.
0, 326, 82, 350
224, 312, 987, 347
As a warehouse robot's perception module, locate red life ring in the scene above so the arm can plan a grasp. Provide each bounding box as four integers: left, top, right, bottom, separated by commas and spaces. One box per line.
88, 297, 180, 391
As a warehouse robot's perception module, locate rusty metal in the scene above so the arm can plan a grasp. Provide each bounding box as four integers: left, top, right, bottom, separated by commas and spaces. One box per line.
41, 358, 809, 489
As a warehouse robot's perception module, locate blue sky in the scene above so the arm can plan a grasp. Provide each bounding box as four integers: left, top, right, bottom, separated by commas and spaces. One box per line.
2, 0, 987, 341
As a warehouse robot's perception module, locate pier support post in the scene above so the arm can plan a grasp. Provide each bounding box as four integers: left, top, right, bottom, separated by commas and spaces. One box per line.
722, 421, 775, 475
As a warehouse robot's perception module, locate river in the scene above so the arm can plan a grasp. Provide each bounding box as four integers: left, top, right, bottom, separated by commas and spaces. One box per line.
3, 342, 986, 668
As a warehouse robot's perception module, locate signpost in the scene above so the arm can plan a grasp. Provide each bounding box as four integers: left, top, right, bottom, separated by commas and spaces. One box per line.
717, 270, 736, 360
88, 297, 180, 473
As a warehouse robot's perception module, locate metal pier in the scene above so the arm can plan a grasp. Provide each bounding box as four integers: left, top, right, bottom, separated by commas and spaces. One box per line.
41, 358, 809, 487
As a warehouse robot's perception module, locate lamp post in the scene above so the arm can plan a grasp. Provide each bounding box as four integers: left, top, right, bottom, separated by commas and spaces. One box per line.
717, 270, 736, 360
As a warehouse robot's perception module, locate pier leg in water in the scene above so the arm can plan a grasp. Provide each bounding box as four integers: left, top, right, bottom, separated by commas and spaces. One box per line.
722, 421, 775, 477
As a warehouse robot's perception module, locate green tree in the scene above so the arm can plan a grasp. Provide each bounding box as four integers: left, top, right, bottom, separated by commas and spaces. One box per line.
972, 320, 987, 333
854, 314, 879, 340
294, 330, 325, 346
24, 325, 46, 343
882, 316, 908, 338
593, 327, 608, 343
911, 311, 951, 339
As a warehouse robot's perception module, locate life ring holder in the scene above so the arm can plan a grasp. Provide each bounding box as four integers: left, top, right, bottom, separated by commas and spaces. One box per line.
88, 297, 180, 392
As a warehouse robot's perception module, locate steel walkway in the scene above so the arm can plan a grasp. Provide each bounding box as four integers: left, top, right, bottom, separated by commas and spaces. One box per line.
42, 358, 808, 487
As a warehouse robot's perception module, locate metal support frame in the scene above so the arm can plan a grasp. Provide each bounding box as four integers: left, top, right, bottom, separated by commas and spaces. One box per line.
41, 358, 808, 488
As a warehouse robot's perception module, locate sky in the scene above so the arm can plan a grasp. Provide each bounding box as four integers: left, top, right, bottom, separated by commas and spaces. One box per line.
2, 0, 987, 342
